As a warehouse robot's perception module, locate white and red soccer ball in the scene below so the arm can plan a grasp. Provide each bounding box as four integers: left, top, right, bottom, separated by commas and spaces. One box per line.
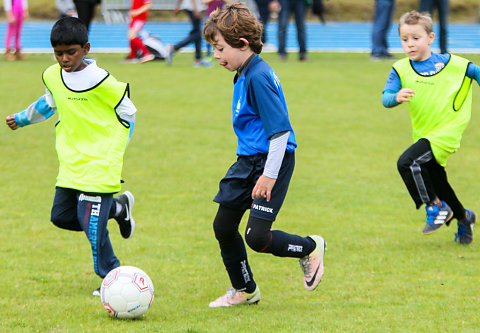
100, 266, 154, 319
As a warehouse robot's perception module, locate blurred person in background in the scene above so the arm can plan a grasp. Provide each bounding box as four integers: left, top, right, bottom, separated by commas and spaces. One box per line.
56, 0, 77, 18
371, 0, 395, 60
167, 0, 212, 67
203, 0, 227, 59
3, 0, 28, 61
277, 0, 308, 61
73, 0, 100, 32
124, 0, 155, 63
419, 0, 449, 54
254, 0, 279, 44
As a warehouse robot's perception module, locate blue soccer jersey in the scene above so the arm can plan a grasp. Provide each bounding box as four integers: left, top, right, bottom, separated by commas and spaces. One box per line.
232, 55, 297, 156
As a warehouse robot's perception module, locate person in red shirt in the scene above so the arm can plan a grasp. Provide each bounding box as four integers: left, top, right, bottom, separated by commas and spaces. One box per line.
125, 0, 154, 63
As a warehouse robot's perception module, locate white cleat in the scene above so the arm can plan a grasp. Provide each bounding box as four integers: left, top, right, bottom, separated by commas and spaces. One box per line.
209, 286, 260, 308
299, 235, 326, 291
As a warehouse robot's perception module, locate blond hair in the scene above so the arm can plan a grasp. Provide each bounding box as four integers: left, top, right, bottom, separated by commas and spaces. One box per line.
398, 10, 433, 34
202, 2, 263, 54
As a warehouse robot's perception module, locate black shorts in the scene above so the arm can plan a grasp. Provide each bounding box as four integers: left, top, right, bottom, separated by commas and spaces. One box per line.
214, 152, 295, 222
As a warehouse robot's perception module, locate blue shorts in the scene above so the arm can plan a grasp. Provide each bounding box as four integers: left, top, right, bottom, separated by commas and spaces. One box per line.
214, 152, 295, 222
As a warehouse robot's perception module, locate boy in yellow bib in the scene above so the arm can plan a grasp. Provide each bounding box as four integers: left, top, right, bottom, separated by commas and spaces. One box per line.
382, 11, 479, 244
5, 17, 137, 295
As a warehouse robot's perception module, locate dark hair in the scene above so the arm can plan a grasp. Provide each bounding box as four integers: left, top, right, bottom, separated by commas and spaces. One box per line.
50, 17, 88, 47
203, 2, 263, 54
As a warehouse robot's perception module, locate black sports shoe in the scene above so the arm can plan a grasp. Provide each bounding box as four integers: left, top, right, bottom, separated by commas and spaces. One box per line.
114, 191, 135, 239
455, 209, 476, 245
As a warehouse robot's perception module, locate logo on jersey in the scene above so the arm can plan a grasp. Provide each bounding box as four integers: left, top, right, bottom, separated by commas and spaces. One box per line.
234, 97, 242, 117
420, 62, 445, 76
271, 70, 281, 90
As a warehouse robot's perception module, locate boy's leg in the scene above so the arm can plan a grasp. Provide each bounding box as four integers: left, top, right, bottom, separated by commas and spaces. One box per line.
428, 162, 465, 220
427, 162, 477, 244
76, 192, 120, 278
397, 139, 438, 208
51, 187, 83, 231
397, 139, 454, 233
209, 205, 261, 307
246, 152, 325, 290
244, 217, 324, 290
244, 217, 315, 258
212, 205, 255, 292
110, 191, 135, 239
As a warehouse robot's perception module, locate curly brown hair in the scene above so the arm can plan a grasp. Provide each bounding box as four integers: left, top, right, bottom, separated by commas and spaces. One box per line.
398, 10, 433, 35
202, 2, 263, 54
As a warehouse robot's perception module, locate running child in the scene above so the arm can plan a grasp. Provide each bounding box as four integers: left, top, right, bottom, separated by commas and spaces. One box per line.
382, 10, 480, 244
124, 0, 155, 63
202, 2, 326, 307
5, 17, 137, 295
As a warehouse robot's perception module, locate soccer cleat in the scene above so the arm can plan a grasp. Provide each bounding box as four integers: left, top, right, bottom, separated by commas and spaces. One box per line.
193, 59, 213, 68
114, 191, 135, 239
122, 55, 139, 63
92, 287, 101, 297
165, 44, 174, 65
139, 53, 155, 64
423, 201, 453, 235
455, 209, 477, 245
208, 286, 260, 308
299, 235, 326, 291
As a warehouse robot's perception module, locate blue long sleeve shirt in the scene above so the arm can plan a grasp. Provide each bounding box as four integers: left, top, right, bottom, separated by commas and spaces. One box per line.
382, 53, 480, 107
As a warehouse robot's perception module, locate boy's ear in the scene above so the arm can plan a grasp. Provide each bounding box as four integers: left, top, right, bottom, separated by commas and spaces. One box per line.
83, 42, 91, 54
239, 37, 250, 50
428, 31, 435, 45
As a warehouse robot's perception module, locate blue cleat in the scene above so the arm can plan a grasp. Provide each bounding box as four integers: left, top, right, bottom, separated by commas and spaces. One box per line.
423, 201, 453, 235
455, 209, 476, 245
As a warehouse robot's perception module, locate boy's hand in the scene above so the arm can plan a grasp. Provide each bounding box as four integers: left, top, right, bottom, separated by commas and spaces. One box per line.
396, 88, 415, 103
252, 175, 276, 202
5, 114, 19, 130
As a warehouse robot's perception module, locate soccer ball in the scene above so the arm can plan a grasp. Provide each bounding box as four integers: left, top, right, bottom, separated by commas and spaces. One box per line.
100, 266, 154, 319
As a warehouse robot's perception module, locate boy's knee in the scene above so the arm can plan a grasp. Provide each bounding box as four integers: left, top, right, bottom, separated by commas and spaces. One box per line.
50, 211, 82, 231
213, 205, 244, 243
50, 213, 66, 228
397, 154, 411, 172
244, 216, 273, 252
245, 229, 271, 252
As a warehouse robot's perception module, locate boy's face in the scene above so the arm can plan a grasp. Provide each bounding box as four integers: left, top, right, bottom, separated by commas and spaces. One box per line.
399, 24, 434, 61
211, 33, 252, 72
53, 42, 90, 72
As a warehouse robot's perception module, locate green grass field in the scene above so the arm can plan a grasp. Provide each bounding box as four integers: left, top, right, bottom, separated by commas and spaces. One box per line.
1, 52, 480, 332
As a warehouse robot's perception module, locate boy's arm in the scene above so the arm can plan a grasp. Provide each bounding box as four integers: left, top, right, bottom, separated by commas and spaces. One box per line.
263, 131, 289, 179
115, 95, 137, 146
382, 67, 409, 108
6, 92, 56, 130
466, 62, 480, 85
251, 131, 289, 202
247, 74, 292, 202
